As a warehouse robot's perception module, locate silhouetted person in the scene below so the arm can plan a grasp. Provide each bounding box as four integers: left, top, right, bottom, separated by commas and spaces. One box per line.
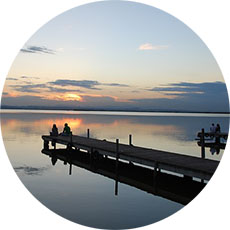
62, 123, 71, 136
50, 124, 58, 136
210, 123, 216, 133
210, 123, 216, 139
216, 124, 221, 133
215, 124, 221, 144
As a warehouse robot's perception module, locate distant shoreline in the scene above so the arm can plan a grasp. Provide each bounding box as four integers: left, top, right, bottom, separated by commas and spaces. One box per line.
0, 106, 229, 114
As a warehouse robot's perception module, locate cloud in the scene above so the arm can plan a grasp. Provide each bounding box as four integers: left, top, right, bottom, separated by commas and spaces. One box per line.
1, 84, 229, 112
11, 83, 47, 93
1, 94, 124, 109
4, 80, 228, 112
138, 43, 168, 51
49, 79, 130, 90
20, 46, 56, 54
14, 165, 49, 176
47, 86, 84, 93
21, 76, 40, 79
49, 79, 101, 90
6, 77, 18, 81
1, 95, 69, 107
11, 78, 130, 93
133, 81, 229, 112
149, 81, 227, 96
104, 83, 129, 87
10, 82, 84, 94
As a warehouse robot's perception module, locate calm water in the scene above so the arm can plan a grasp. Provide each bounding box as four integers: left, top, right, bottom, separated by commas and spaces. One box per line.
1, 110, 229, 229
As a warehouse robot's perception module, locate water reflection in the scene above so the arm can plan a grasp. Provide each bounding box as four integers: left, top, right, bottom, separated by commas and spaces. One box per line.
1, 112, 229, 160
42, 148, 206, 205
210, 147, 220, 155
1, 111, 228, 229
1, 112, 228, 139
14, 165, 50, 176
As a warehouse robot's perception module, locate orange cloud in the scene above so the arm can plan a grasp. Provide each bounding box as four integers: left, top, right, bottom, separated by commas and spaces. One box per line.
138, 43, 168, 50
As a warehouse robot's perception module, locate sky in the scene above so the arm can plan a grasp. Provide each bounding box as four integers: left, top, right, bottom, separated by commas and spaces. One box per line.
1, 0, 229, 112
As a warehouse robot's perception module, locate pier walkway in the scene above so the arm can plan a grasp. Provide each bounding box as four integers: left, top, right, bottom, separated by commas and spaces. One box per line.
42, 133, 219, 181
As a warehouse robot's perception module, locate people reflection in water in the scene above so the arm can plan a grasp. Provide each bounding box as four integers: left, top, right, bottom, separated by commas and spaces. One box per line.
210, 147, 220, 155
51, 124, 59, 136
61, 123, 71, 136
51, 155, 58, 165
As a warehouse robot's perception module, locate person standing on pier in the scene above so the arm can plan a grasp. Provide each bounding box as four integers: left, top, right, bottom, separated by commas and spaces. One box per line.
216, 124, 221, 133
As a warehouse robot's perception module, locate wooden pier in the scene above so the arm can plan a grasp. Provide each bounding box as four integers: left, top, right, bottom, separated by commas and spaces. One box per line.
42, 130, 220, 181
42, 148, 206, 205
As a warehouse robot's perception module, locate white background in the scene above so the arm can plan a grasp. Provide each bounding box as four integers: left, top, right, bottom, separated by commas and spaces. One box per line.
0, 0, 229, 229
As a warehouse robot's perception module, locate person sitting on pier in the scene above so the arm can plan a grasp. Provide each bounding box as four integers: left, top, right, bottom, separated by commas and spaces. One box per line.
210, 123, 216, 133
61, 123, 71, 136
50, 124, 59, 136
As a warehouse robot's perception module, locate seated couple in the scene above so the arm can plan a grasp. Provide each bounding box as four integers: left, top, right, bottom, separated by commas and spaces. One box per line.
50, 123, 71, 136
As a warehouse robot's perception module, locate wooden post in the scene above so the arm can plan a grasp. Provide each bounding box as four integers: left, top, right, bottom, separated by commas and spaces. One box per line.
90, 147, 93, 166
129, 134, 132, 146
52, 140, 56, 149
87, 129, 90, 138
67, 132, 73, 150
44, 140, 49, 150
154, 162, 158, 179
69, 163, 72, 175
153, 161, 158, 192
215, 133, 220, 144
201, 128, 205, 159
115, 178, 118, 196
115, 139, 119, 196
70, 132, 73, 143
116, 139, 119, 170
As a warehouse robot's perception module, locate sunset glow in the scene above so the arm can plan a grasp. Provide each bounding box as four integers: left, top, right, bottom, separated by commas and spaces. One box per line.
64, 94, 82, 101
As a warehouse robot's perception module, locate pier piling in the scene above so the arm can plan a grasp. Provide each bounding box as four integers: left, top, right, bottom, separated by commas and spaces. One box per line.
129, 134, 132, 146
44, 140, 49, 150
116, 139, 119, 170
201, 128, 205, 159
87, 129, 90, 138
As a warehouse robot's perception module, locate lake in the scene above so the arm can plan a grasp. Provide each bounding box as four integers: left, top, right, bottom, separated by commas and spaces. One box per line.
0, 110, 229, 229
